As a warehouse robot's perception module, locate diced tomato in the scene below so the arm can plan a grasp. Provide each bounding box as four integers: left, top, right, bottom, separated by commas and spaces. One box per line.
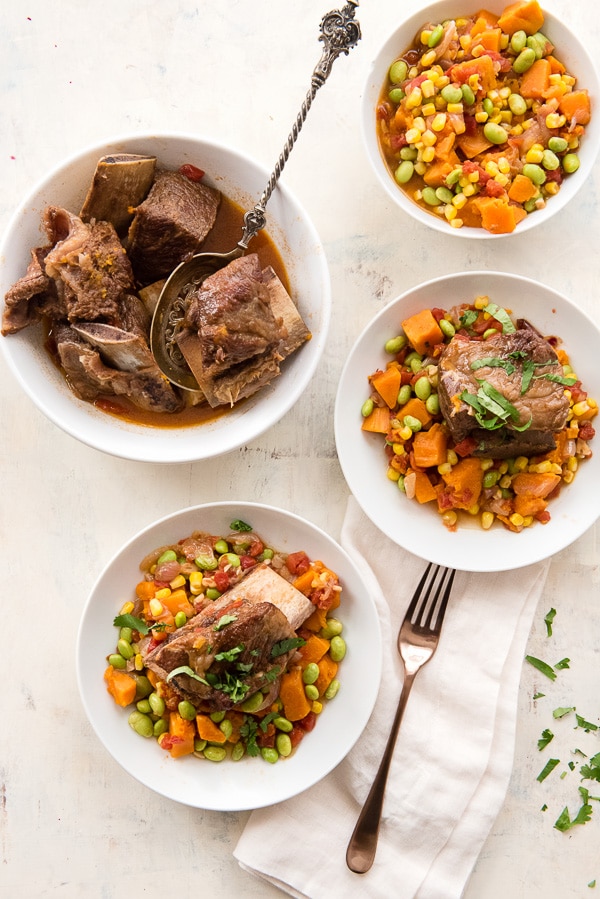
430, 307, 447, 323
213, 570, 231, 592
299, 711, 317, 732
453, 436, 479, 457
159, 734, 183, 751
391, 133, 408, 151
579, 422, 595, 441
535, 510, 551, 524
178, 163, 205, 182
286, 551, 311, 576
240, 555, 257, 571
289, 725, 305, 748
248, 538, 265, 557
485, 179, 506, 198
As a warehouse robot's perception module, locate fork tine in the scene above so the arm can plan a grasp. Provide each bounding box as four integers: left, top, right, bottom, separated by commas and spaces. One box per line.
422, 566, 455, 631
405, 561, 435, 622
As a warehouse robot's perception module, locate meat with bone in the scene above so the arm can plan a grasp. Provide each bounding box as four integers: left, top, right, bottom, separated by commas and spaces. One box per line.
438, 326, 570, 458
54, 323, 183, 413
126, 170, 221, 283
1, 247, 63, 335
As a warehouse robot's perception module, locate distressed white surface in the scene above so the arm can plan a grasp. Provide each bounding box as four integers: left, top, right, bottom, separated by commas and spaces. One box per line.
0, 1, 598, 897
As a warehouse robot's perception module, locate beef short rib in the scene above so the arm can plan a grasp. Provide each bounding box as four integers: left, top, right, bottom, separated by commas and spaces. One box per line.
438, 327, 570, 458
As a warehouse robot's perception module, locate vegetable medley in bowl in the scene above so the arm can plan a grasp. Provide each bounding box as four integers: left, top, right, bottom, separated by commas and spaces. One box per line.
77, 503, 381, 810
334, 272, 600, 572
363, 0, 599, 236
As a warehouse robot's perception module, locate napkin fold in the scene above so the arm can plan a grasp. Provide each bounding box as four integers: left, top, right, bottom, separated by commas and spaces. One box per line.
234, 496, 550, 899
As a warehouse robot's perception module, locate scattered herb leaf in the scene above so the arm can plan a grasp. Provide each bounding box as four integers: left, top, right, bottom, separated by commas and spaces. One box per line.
261, 665, 282, 685
581, 753, 600, 783
576, 715, 599, 733
526, 655, 557, 680
554, 658, 570, 670
554, 788, 593, 831
537, 757, 560, 782
239, 717, 260, 756
271, 637, 306, 658
230, 519, 252, 532
483, 302, 516, 334
166, 665, 209, 686
214, 613, 238, 631
533, 691, 545, 700
214, 645, 245, 662
113, 613, 151, 635
544, 608, 556, 637
538, 728, 554, 751
553, 706, 575, 719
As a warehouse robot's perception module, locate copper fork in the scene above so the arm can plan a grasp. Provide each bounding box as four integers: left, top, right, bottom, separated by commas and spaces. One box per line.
346, 562, 456, 874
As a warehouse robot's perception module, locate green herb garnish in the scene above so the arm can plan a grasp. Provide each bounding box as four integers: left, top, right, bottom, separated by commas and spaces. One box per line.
537, 758, 560, 782
581, 753, 600, 782
271, 637, 306, 658
525, 655, 557, 680
554, 788, 593, 831
553, 706, 575, 719
230, 519, 253, 532
166, 665, 210, 686
544, 607, 556, 637
577, 716, 600, 733
554, 658, 570, 670
538, 728, 554, 751
483, 302, 516, 334
239, 717, 260, 756
261, 665, 282, 685
214, 644, 245, 662
459, 309, 478, 330
113, 612, 151, 635
214, 613, 238, 631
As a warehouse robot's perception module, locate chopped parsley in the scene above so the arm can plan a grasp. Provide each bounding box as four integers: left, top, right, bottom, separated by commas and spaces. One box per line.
525, 655, 557, 681
271, 636, 306, 658
113, 612, 151, 635
230, 519, 253, 532
554, 658, 571, 670
577, 716, 600, 733
166, 665, 209, 686
537, 758, 560, 782
214, 613, 238, 631
538, 728, 554, 751
214, 644, 245, 662
544, 608, 556, 637
554, 788, 594, 831
461, 379, 532, 432
261, 665, 282, 685
581, 753, 600, 782
553, 706, 575, 719
239, 717, 260, 756
483, 302, 516, 334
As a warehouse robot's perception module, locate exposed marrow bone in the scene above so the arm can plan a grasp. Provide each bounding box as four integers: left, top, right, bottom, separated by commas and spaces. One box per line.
221, 563, 315, 631
262, 266, 311, 357
72, 322, 157, 372
79, 154, 157, 235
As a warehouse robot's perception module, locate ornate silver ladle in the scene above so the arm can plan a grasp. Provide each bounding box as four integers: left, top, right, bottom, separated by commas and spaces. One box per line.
150, 1, 361, 391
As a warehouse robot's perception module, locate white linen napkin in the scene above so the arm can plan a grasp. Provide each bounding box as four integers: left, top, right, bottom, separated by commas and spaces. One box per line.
234, 496, 550, 899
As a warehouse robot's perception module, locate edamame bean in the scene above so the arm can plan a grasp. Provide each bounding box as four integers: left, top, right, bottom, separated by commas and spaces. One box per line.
425, 393, 440, 415
204, 746, 227, 762
542, 149, 560, 171
320, 618, 343, 639
119, 627, 133, 643
508, 93, 527, 116
231, 742, 245, 761
175, 611, 187, 628
149, 692, 165, 716
219, 719, 233, 740
422, 186, 441, 206
394, 160, 414, 184
428, 23, 444, 47
128, 710, 154, 738
483, 470, 500, 489
548, 136, 568, 153
483, 122, 508, 145
210, 710, 226, 723
526, 33, 548, 59
261, 747, 279, 764
212, 539, 228, 554
305, 684, 319, 701
483, 328, 499, 339
389, 59, 408, 83
136, 699, 152, 714
117, 638, 134, 660
302, 663, 320, 685
178, 700, 196, 721
513, 47, 536, 73
385, 335, 407, 354
414, 377, 431, 401
562, 153, 580, 173
397, 384, 412, 406
461, 84, 475, 106
439, 318, 455, 339
324, 678, 341, 700
108, 653, 127, 669
240, 691, 264, 713
257, 548, 274, 561
435, 186, 454, 204
157, 549, 177, 565
361, 398, 374, 418
195, 552, 218, 570
194, 738, 207, 752
330, 635, 347, 662
205, 587, 221, 600
522, 163, 546, 185
388, 88, 405, 104
133, 674, 153, 698
410, 356, 423, 374
153, 718, 168, 738
441, 84, 463, 105
510, 30, 527, 53
400, 146, 418, 161
403, 414, 422, 432
276, 733, 292, 757
482, 97, 494, 117
274, 716, 293, 732
397, 474, 406, 493
222, 552, 240, 568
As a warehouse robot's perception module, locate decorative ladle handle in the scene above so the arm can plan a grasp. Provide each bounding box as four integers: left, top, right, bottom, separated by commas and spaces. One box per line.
239, 0, 361, 247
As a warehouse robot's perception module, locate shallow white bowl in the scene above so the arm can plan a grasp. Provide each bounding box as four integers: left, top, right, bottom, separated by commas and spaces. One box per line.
335, 272, 600, 572
0, 133, 330, 462
76, 501, 382, 810
362, 0, 600, 239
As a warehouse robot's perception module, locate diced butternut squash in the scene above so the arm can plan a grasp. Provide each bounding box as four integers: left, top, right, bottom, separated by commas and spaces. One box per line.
519, 58, 551, 99
397, 396, 432, 428
298, 634, 331, 664
401, 309, 444, 356
441, 457, 484, 510
447, 53, 498, 92
413, 470, 438, 504
514, 494, 548, 517
161, 588, 195, 618
361, 405, 391, 433
314, 656, 339, 697
280, 667, 313, 721
473, 27, 502, 53
456, 129, 494, 159
104, 666, 137, 707
412, 422, 448, 468
546, 55, 566, 76
293, 567, 318, 595
196, 713, 227, 743
166, 711, 195, 757
511, 472, 561, 498
472, 196, 519, 234
508, 173, 538, 203
497, 0, 545, 35
303, 605, 328, 632
370, 365, 403, 409
559, 90, 592, 126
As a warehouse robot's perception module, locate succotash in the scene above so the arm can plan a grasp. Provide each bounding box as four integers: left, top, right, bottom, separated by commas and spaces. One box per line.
104, 522, 346, 763
361, 299, 596, 532
377, 0, 591, 233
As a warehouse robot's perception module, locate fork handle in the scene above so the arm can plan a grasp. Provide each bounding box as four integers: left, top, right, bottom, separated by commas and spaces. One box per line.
346, 671, 416, 874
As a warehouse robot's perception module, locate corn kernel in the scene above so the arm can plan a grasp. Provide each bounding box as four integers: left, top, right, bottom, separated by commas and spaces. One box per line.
563, 470, 575, 484
421, 81, 436, 100
522, 516, 534, 528
474, 295, 489, 310
499, 475, 512, 489
467, 504, 480, 515
134, 653, 144, 671
550, 463, 562, 474
573, 401, 590, 417
155, 587, 171, 600
438, 462, 453, 475
498, 86, 511, 100
422, 146, 436, 163
444, 204, 458, 221
495, 173, 509, 187
498, 156, 511, 174
453, 192, 467, 209
480, 458, 494, 471
420, 29, 432, 44
414, 161, 427, 175
509, 513, 524, 527
413, 116, 426, 132
481, 511, 495, 530
399, 426, 413, 441
500, 110, 512, 124
450, 218, 464, 228
589, 398, 598, 409
446, 449, 459, 466
447, 102, 464, 114
120, 601, 135, 615
526, 145, 544, 164
442, 510, 458, 527
498, 461, 509, 474
149, 598, 164, 617
421, 129, 437, 147
312, 701, 323, 715
406, 88, 423, 109
475, 110, 489, 123
546, 112, 565, 129
485, 160, 499, 176
567, 456, 579, 472
459, 34, 471, 51
387, 467, 400, 481
392, 443, 406, 455
432, 112, 447, 131
405, 127, 421, 144
468, 170, 480, 182
170, 574, 186, 589
530, 460, 552, 473
510, 123, 524, 135
189, 571, 204, 594
463, 183, 476, 197
544, 181, 559, 196
421, 101, 437, 117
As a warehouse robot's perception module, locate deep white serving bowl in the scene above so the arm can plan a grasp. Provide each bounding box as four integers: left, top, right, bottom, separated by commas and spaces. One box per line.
0, 133, 330, 462
362, 0, 600, 238
76, 501, 382, 810
334, 271, 600, 572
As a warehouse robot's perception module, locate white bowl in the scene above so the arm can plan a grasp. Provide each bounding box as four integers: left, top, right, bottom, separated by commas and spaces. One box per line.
0, 133, 330, 462
362, 0, 600, 238
334, 272, 600, 572
76, 501, 382, 810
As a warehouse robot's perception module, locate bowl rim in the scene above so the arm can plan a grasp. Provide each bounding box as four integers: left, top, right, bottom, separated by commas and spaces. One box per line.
0, 131, 331, 463
360, 0, 600, 239
75, 500, 383, 810
334, 269, 600, 571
